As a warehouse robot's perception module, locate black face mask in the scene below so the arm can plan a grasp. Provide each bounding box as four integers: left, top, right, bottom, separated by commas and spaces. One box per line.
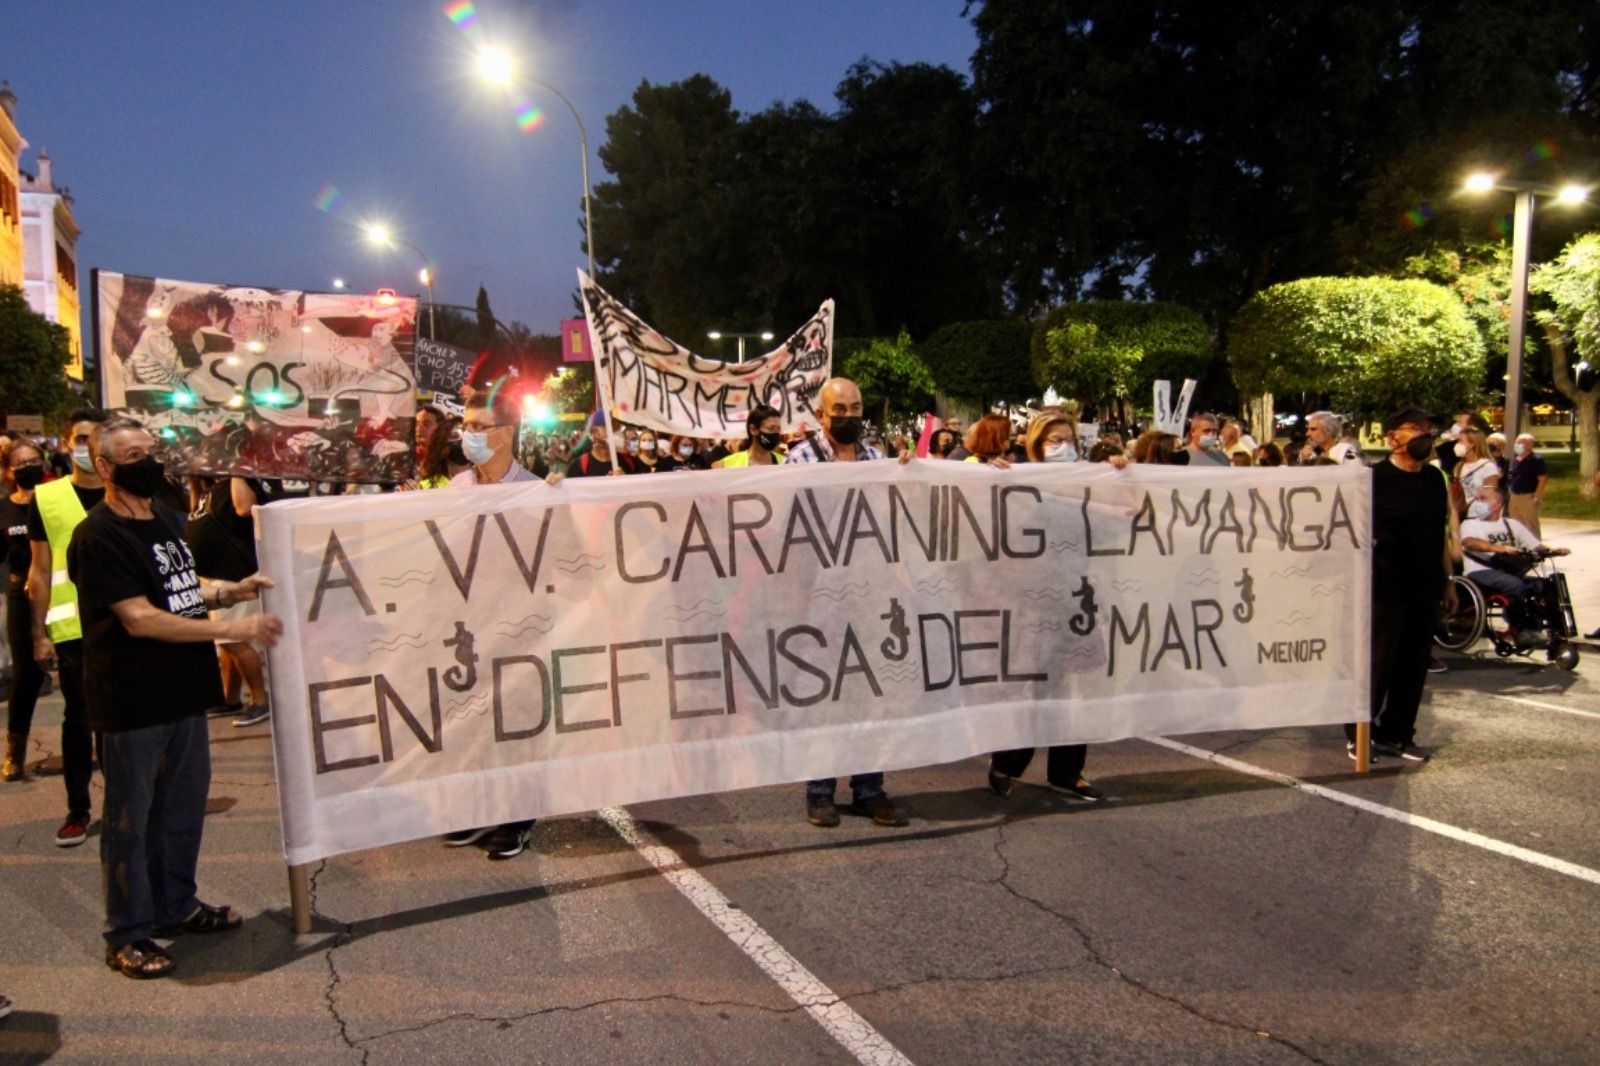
755, 431, 783, 452
828, 416, 864, 446
12, 464, 45, 490
110, 455, 167, 499
1403, 434, 1436, 461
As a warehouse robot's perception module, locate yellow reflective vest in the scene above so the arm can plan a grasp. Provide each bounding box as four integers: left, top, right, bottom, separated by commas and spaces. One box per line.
715, 449, 785, 469
35, 478, 89, 644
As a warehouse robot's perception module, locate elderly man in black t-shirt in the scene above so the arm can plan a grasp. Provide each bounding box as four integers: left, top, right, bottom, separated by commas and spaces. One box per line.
68, 417, 283, 980
1354, 406, 1458, 765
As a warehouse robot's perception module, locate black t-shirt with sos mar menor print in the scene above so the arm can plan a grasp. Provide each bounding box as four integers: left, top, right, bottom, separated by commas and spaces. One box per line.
67, 502, 224, 732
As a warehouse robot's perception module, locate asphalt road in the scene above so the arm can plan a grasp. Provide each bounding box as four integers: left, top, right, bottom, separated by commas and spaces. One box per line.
2, 648, 1598, 1065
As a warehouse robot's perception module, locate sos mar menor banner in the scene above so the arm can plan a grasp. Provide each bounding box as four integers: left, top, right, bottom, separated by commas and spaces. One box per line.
95, 270, 419, 483
259, 459, 1371, 865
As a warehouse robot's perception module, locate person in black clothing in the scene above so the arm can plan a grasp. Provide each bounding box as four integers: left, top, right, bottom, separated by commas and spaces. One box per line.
1355, 406, 1457, 764
69, 417, 282, 979
566, 411, 640, 477
2, 438, 48, 781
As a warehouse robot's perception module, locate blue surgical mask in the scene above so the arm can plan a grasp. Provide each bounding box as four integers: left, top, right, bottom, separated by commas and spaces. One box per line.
460, 430, 495, 466
72, 445, 94, 473
1043, 443, 1077, 463
1466, 500, 1491, 521
1198, 434, 1219, 450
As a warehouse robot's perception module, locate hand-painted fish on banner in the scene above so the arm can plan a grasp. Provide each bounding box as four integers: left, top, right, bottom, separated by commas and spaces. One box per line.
579, 270, 830, 440
95, 271, 418, 483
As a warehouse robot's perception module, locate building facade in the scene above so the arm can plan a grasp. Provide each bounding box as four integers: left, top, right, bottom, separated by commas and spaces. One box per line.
0, 83, 23, 289
20, 150, 83, 379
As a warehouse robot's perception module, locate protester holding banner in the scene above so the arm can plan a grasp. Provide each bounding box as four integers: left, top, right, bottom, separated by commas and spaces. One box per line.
782, 378, 909, 828
714, 405, 786, 470
452, 392, 559, 489
567, 412, 640, 477
1353, 406, 1456, 764
987, 414, 1106, 802
961, 415, 1013, 467
1184, 413, 1229, 466
27, 409, 108, 847
69, 417, 282, 979
3, 437, 49, 782
635, 428, 672, 472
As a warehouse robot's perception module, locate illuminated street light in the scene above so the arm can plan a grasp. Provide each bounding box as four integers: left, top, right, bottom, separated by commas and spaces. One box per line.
477, 46, 515, 87
332, 278, 346, 290
706, 329, 775, 362
362, 222, 436, 338
1461, 173, 1595, 438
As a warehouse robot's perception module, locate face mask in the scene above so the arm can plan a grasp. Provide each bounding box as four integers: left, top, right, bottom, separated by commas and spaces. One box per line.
1198, 434, 1218, 450
1453, 441, 1469, 458
109, 455, 167, 499
1514, 442, 1528, 456
828, 416, 864, 446
73, 445, 94, 473
755, 431, 783, 452
678, 443, 694, 458
640, 440, 657, 453
1043, 443, 1077, 463
1403, 434, 1436, 461
460, 430, 495, 466
12, 464, 45, 490
1466, 500, 1491, 521
626, 440, 639, 455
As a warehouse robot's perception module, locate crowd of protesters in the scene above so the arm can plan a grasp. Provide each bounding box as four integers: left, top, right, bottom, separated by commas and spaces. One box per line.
0, 387, 1574, 994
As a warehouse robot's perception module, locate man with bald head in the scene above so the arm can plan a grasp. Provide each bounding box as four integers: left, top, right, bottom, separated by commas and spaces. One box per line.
782, 377, 910, 829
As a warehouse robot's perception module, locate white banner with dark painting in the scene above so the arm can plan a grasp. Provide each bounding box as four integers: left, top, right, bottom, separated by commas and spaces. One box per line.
95, 271, 419, 483
579, 270, 831, 440
258, 461, 1371, 864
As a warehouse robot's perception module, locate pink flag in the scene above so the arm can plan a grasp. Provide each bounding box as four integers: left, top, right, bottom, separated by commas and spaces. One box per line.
916, 413, 942, 458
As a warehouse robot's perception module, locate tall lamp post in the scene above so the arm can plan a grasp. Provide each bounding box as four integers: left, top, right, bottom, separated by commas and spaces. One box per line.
476, 47, 596, 282
364, 222, 437, 340
706, 329, 775, 362
1462, 174, 1591, 440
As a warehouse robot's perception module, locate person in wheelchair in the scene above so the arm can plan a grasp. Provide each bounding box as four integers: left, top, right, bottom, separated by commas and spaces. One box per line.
1459, 486, 1569, 637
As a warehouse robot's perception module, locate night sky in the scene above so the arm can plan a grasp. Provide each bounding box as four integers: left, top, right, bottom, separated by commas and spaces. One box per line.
3, 1, 976, 360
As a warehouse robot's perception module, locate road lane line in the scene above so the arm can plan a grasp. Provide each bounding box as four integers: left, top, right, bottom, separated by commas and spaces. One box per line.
1146, 737, 1600, 888
599, 806, 915, 1066
1479, 693, 1600, 722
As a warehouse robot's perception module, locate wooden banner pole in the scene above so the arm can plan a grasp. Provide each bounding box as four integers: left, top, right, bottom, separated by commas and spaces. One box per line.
1354, 720, 1371, 774
288, 863, 312, 935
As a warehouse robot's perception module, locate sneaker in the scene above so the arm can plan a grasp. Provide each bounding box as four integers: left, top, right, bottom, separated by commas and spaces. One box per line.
442, 826, 494, 847
484, 822, 533, 861
1047, 778, 1104, 801
1426, 657, 1447, 674
806, 796, 841, 828
232, 704, 270, 728
1346, 741, 1381, 763
209, 701, 245, 718
1373, 740, 1431, 763
987, 762, 1013, 797
55, 812, 90, 848
850, 794, 909, 827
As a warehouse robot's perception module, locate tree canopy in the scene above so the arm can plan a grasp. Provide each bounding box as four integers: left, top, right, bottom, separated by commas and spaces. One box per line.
1228, 276, 1485, 421
839, 331, 938, 424
1030, 301, 1211, 417
0, 285, 76, 420
1533, 232, 1600, 496
917, 320, 1036, 407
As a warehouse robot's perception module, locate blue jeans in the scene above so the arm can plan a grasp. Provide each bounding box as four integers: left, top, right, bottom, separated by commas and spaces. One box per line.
805, 773, 885, 803
100, 715, 210, 948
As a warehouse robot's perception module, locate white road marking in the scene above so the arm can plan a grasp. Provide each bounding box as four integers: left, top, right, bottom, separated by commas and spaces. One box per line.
1478, 692, 1600, 722
599, 806, 915, 1066
1147, 737, 1600, 887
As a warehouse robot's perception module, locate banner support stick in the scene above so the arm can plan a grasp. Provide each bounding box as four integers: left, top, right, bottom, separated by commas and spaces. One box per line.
288, 863, 313, 935
1354, 720, 1370, 774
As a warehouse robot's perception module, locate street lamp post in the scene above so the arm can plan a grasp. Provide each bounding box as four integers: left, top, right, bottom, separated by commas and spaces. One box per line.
364, 222, 437, 340
1462, 175, 1592, 440
706, 329, 776, 362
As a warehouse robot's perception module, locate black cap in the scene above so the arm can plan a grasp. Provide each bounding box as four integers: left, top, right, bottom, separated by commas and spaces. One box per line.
1382, 405, 1444, 433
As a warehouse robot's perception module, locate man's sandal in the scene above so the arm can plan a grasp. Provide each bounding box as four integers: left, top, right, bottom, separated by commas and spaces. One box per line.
106, 939, 175, 979
153, 901, 243, 937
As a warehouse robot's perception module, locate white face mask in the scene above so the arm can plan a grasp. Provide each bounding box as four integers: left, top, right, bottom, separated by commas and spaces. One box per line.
460, 430, 495, 466
1454, 441, 1469, 458
640, 440, 657, 452
626, 440, 639, 455
73, 445, 94, 472
1198, 434, 1218, 450
1514, 442, 1528, 456
1043, 443, 1077, 463
678, 443, 694, 458
1466, 500, 1491, 521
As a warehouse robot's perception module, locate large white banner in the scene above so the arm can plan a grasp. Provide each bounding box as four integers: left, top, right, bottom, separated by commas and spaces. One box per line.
579, 271, 831, 440
259, 461, 1371, 865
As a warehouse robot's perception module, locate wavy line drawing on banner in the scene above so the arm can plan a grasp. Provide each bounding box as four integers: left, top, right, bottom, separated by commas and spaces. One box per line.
1021, 588, 1066, 601
1310, 583, 1346, 597
1063, 645, 1102, 665
1272, 564, 1315, 579
444, 693, 491, 721
669, 606, 728, 622
811, 582, 869, 602
556, 553, 607, 574
1183, 569, 1222, 587
1027, 619, 1064, 632
368, 632, 425, 651
1276, 611, 1316, 626
666, 599, 727, 621
1049, 537, 1080, 553
496, 615, 556, 639
379, 569, 436, 588
1111, 579, 1142, 593
913, 578, 955, 595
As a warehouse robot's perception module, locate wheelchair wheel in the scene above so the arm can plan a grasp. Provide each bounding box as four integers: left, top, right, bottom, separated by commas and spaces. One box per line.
1553, 643, 1580, 672
1434, 575, 1485, 651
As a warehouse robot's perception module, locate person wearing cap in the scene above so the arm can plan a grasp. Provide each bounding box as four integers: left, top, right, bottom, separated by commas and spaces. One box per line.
567, 411, 641, 477
1354, 405, 1457, 764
